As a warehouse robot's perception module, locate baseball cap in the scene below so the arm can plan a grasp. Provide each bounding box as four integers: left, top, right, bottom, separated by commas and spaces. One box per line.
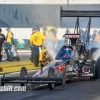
43, 27, 47, 30
36, 27, 40, 31
6, 27, 10, 30
32, 28, 36, 31
50, 28, 57, 33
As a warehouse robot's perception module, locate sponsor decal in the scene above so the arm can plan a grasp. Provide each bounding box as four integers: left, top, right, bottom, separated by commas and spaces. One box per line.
58, 64, 65, 69
64, 34, 79, 38
82, 66, 91, 74
82, 73, 93, 76
55, 64, 65, 71
82, 73, 87, 76
87, 74, 93, 76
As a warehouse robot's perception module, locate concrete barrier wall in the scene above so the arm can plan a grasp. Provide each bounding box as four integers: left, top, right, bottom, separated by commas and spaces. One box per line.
2, 28, 99, 40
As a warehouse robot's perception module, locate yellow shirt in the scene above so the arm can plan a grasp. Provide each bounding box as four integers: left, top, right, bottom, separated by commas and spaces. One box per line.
95, 35, 100, 42
7, 32, 13, 43
30, 31, 45, 46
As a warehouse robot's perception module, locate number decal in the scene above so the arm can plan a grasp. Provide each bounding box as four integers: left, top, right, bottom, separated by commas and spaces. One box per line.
34, 35, 39, 42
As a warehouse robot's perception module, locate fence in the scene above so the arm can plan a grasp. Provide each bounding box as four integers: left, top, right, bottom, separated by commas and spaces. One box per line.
1, 28, 100, 50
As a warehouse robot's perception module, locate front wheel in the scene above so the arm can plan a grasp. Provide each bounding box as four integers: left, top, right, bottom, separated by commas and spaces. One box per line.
48, 67, 55, 90
20, 67, 27, 86
0, 75, 5, 86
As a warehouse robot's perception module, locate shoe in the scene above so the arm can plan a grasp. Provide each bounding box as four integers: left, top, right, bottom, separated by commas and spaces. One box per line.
31, 60, 33, 62
0, 55, 2, 61
35, 65, 38, 67
8, 58, 14, 61
5, 58, 9, 61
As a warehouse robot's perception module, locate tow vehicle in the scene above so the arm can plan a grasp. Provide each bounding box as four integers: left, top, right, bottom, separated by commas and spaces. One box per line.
1, 7, 100, 90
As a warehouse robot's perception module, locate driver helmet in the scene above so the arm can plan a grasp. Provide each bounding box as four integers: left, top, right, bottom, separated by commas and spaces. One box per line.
64, 46, 72, 54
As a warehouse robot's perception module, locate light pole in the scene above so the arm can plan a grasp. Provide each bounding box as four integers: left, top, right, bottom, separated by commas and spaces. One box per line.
67, 0, 69, 10
66, 0, 69, 33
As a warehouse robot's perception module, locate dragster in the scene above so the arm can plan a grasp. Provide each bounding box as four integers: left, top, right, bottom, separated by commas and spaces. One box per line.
0, 34, 97, 90
1, 8, 100, 90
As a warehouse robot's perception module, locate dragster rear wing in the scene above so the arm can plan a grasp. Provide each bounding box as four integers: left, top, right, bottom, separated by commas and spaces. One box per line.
60, 7, 100, 17
1, 77, 63, 85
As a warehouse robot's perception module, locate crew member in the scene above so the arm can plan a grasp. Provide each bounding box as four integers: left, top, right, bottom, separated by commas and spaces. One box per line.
6, 28, 14, 61
95, 30, 100, 42
92, 30, 97, 41
30, 27, 45, 67
0, 28, 5, 61
30, 28, 36, 60
49, 28, 58, 41
43, 27, 49, 38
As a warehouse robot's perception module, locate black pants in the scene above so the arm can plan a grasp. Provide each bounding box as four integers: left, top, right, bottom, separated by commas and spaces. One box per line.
4, 43, 10, 60
30, 46, 32, 60
5, 47, 10, 60
31, 45, 39, 67
0, 45, 2, 61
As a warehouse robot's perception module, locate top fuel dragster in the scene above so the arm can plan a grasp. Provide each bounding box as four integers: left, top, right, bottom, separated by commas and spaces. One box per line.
0, 33, 97, 90
1, 8, 100, 90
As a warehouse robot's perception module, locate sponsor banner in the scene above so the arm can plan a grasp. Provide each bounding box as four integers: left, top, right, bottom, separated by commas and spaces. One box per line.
0, 0, 100, 4
0, 0, 46, 4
